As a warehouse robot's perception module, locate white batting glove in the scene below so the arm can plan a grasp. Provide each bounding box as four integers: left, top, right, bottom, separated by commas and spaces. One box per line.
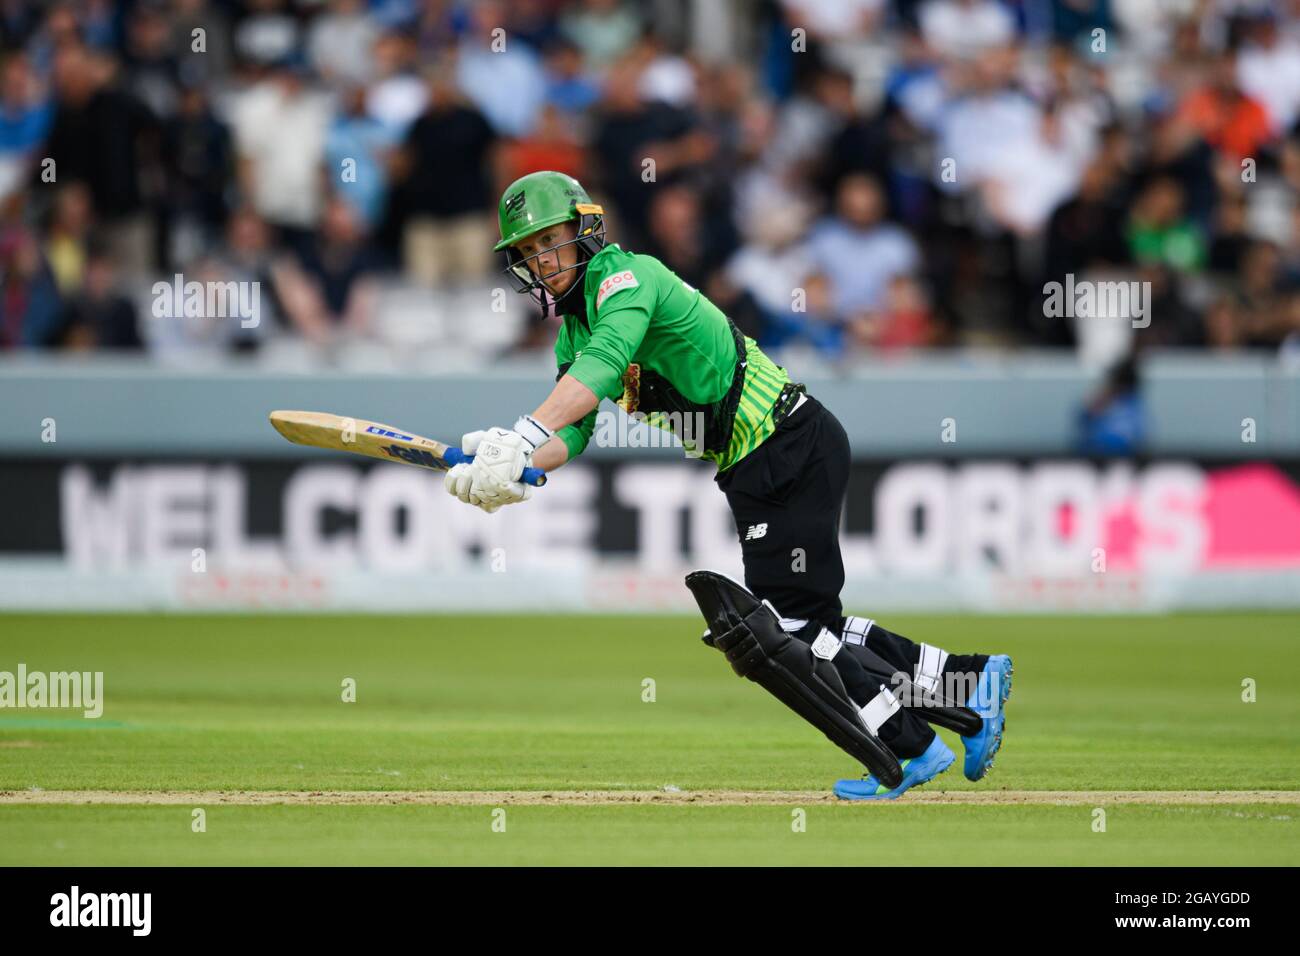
466, 416, 551, 506
444, 462, 500, 513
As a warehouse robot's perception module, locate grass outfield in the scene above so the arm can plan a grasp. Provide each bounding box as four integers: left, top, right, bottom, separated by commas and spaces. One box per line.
1, 612, 1298, 865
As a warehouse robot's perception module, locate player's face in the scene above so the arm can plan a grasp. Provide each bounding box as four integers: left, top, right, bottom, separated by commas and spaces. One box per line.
513, 222, 580, 297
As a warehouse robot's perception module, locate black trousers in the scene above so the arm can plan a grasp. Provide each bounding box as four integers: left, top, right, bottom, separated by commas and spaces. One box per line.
717, 395, 985, 760
717, 394, 851, 630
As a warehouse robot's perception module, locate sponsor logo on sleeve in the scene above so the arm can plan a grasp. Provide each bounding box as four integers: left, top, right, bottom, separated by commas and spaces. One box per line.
595, 270, 640, 311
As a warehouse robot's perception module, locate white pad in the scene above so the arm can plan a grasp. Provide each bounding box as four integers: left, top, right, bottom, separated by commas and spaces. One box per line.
914, 642, 950, 695
858, 684, 901, 734
841, 615, 874, 646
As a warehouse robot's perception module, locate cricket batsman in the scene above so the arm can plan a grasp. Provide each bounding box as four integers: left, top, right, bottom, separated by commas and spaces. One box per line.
444, 171, 1013, 799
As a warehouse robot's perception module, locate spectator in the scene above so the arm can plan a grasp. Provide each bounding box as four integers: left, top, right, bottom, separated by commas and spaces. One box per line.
77, 0, 119, 51
171, 0, 233, 86
276, 195, 381, 345
156, 206, 285, 355
884, 25, 946, 133
507, 0, 563, 52
233, 0, 299, 67
1044, 154, 1131, 283
1174, 51, 1274, 164
851, 274, 941, 350
307, 0, 380, 89
25, 4, 86, 76
1210, 240, 1300, 350
44, 181, 92, 296
42, 45, 158, 276
766, 65, 858, 190
365, 30, 427, 138
123, 1, 181, 121
818, 76, 892, 207
228, 55, 331, 252
561, 0, 642, 70
456, 1, 547, 138
0, 52, 52, 205
496, 102, 589, 193
1076, 356, 1145, 456
919, 0, 1016, 62
723, 193, 826, 349
392, 63, 496, 287
1207, 191, 1250, 276
729, 96, 807, 243
0, 224, 63, 348
806, 172, 921, 319
1236, 12, 1300, 137
161, 81, 233, 269
630, 29, 696, 108
0, 0, 44, 51
1137, 261, 1204, 349
591, 61, 714, 249
640, 184, 726, 291
1050, 0, 1113, 47
1144, 111, 1218, 232
327, 84, 399, 231
942, 51, 1098, 238
780, 0, 886, 42
542, 38, 601, 115
58, 241, 143, 350
1126, 176, 1205, 273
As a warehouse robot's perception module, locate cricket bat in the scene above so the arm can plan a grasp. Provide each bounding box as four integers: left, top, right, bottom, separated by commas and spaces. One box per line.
268, 410, 547, 486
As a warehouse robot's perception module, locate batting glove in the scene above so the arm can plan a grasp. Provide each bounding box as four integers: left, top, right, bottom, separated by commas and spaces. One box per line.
444, 462, 501, 513
465, 416, 551, 506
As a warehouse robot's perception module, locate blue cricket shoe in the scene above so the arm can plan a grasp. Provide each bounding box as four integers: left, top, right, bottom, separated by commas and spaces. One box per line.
833, 734, 955, 801
961, 654, 1013, 781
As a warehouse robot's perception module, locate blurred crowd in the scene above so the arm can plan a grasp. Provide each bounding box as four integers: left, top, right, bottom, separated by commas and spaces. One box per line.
4, 0, 1300, 364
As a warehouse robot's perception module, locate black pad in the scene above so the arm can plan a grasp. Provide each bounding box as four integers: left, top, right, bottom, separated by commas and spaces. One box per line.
686, 570, 903, 789
840, 643, 984, 737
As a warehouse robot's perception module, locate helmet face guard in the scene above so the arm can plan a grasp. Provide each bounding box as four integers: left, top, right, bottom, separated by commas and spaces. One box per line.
502, 203, 606, 314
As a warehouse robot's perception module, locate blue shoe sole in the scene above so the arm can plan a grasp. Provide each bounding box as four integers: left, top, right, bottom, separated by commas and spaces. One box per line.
833, 741, 956, 801
962, 655, 1013, 782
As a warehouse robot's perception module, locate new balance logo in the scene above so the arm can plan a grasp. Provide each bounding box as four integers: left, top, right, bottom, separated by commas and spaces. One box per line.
744, 523, 768, 540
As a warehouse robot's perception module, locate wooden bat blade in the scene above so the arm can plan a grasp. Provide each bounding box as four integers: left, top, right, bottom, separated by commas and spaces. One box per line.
267, 410, 547, 486
269, 409, 454, 467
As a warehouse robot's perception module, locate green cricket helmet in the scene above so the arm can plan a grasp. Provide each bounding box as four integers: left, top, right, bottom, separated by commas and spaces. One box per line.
495, 170, 606, 315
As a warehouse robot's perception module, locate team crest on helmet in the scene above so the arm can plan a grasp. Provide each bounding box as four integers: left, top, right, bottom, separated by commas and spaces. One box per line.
504, 191, 527, 217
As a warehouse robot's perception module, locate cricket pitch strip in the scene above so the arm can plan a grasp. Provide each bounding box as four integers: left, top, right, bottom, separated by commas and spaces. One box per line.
2, 790, 1298, 807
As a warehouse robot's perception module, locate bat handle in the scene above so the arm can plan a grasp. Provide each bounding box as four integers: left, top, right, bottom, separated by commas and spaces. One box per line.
444, 447, 548, 487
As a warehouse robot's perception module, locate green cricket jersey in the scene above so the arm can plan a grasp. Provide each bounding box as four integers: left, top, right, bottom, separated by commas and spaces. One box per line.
553, 243, 791, 472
